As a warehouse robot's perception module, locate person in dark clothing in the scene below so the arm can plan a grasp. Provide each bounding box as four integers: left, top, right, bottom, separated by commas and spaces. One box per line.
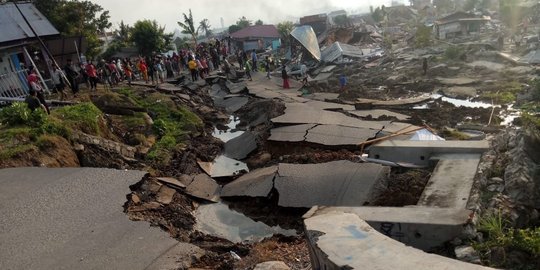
64, 59, 79, 95
282, 66, 290, 89
25, 89, 46, 112
422, 58, 428, 75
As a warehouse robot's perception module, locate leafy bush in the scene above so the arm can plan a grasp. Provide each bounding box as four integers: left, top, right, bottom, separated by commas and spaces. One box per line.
52, 102, 103, 135
0, 102, 32, 126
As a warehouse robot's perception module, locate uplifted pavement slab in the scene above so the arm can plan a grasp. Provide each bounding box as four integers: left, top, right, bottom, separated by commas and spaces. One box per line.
275, 161, 388, 207
198, 155, 249, 178
214, 96, 249, 113
224, 131, 257, 160
306, 206, 473, 251
305, 124, 377, 146
349, 109, 411, 121
418, 154, 482, 209
442, 86, 477, 98
304, 212, 493, 270
304, 100, 355, 111
185, 174, 221, 202
437, 77, 478, 86
221, 166, 278, 197
356, 95, 431, 106
268, 124, 317, 142
0, 167, 182, 270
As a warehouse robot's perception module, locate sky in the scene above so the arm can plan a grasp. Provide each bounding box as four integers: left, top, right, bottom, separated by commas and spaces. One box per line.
91, 0, 405, 33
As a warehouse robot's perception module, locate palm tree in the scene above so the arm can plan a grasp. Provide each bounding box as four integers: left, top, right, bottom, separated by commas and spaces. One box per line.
199, 18, 212, 37
178, 9, 199, 48
114, 20, 131, 46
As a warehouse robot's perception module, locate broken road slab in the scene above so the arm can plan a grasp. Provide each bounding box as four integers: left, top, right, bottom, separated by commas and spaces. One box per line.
349, 109, 411, 121
0, 167, 181, 270
305, 124, 378, 146
224, 131, 257, 160
356, 95, 431, 106
304, 212, 493, 270
275, 161, 389, 207
157, 177, 187, 189
156, 185, 177, 205
442, 86, 477, 98
268, 124, 317, 142
185, 174, 221, 202
198, 155, 249, 178
437, 77, 478, 86
306, 206, 474, 251
214, 96, 249, 113
221, 166, 278, 197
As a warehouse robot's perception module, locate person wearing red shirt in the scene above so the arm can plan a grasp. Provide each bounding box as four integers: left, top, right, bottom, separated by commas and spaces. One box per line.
85, 61, 98, 91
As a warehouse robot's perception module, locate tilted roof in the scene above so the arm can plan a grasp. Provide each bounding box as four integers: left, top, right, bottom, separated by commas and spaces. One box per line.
230, 25, 280, 39
0, 2, 59, 46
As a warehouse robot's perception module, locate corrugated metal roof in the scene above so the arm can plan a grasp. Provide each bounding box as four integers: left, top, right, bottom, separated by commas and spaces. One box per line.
321, 42, 364, 63
0, 2, 59, 45
230, 25, 280, 39
290, 25, 321, 61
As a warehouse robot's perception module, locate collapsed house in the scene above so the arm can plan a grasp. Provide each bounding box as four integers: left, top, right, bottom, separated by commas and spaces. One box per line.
0, 2, 59, 98
230, 25, 281, 52
435, 12, 491, 40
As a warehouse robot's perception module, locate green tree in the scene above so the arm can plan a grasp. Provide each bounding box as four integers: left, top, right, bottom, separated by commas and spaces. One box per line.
34, 0, 111, 58
334, 15, 350, 26
114, 21, 132, 46
199, 18, 212, 37
178, 9, 199, 48
372, 7, 384, 23
131, 20, 172, 56
255, 19, 264, 25
500, 0, 521, 30
228, 24, 242, 34
415, 25, 432, 48
174, 36, 191, 50
277, 21, 294, 46
236, 16, 252, 29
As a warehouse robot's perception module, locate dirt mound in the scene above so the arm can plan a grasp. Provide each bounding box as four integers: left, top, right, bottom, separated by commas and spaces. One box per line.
0, 135, 79, 168
372, 168, 432, 206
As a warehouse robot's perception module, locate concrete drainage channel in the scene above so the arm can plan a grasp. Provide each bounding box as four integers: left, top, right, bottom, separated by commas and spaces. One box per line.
121, 74, 505, 269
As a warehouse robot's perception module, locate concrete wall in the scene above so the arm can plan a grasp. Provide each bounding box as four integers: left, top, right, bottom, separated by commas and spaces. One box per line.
304, 211, 494, 270
305, 206, 472, 251
368, 140, 489, 166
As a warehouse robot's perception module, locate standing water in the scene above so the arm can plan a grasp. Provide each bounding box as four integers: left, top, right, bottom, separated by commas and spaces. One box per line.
212, 115, 244, 142
195, 202, 297, 243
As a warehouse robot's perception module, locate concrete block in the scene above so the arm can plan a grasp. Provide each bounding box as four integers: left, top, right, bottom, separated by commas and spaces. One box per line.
306, 206, 473, 251
304, 211, 494, 270
368, 140, 489, 166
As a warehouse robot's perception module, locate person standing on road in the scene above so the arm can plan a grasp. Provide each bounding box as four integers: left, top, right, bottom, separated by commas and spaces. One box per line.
251, 50, 258, 72
188, 57, 198, 81
51, 65, 67, 101
64, 59, 79, 96
245, 59, 252, 81
264, 56, 271, 79
282, 66, 290, 89
422, 58, 428, 75
85, 61, 98, 91
339, 74, 348, 94
26, 67, 50, 114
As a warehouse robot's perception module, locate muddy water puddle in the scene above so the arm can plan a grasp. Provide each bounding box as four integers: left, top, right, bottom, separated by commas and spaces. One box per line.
194, 202, 297, 243
213, 115, 244, 142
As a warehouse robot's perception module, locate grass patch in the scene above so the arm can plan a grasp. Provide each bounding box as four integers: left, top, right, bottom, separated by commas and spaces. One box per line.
444, 46, 466, 61
474, 211, 540, 268
481, 81, 523, 104
52, 102, 103, 135
123, 112, 147, 128
0, 144, 36, 160
117, 88, 202, 166
440, 129, 470, 140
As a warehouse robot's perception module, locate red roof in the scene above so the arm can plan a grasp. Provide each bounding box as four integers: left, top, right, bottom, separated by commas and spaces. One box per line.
230, 25, 280, 39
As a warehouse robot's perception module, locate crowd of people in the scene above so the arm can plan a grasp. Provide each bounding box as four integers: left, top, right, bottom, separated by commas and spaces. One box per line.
24, 39, 287, 114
